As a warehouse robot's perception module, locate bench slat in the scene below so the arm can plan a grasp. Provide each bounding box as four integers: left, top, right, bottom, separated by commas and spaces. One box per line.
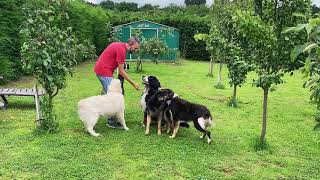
0, 89, 17, 95
0, 88, 45, 96
15, 89, 35, 96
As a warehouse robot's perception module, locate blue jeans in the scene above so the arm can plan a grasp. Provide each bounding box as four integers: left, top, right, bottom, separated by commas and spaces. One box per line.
97, 75, 113, 94
96, 75, 117, 125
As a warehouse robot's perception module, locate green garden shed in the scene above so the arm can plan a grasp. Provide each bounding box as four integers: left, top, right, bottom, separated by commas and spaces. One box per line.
113, 19, 179, 61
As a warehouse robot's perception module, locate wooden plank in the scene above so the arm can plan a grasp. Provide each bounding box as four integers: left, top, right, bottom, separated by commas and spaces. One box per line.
0, 88, 45, 96
15, 89, 41, 96
34, 84, 41, 127
0, 85, 45, 111
0, 89, 17, 95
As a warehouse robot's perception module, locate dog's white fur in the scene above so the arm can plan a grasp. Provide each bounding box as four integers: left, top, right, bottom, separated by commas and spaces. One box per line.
78, 79, 128, 137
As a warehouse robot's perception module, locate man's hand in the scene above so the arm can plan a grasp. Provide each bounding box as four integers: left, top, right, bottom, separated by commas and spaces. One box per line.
132, 82, 140, 90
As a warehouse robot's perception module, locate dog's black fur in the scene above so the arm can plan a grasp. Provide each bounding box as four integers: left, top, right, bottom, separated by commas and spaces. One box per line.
118, 63, 130, 95
141, 76, 189, 128
141, 76, 161, 125
155, 89, 213, 143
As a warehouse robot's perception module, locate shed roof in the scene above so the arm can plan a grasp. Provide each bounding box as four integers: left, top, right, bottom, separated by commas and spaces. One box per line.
114, 19, 180, 31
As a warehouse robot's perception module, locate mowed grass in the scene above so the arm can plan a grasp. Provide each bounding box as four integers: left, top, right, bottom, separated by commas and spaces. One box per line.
0, 60, 319, 179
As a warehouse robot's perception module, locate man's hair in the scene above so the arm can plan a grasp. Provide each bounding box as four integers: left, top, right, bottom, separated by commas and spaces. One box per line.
127, 37, 140, 45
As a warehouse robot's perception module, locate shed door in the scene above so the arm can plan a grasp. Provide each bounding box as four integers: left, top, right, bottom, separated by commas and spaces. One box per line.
130, 28, 158, 60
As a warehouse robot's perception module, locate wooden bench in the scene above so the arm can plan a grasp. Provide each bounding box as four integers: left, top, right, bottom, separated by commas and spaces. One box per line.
0, 77, 45, 124
0, 86, 45, 108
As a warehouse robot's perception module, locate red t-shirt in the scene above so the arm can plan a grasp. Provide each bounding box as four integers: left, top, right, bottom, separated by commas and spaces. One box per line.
94, 42, 127, 77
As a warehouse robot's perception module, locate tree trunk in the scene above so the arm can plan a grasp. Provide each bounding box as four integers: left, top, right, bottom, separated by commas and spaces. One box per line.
232, 85, 237, 107
207, 56, 214, 77
136, 58, 142, 72
260, 88, 269, 142
217, 63, 223, 84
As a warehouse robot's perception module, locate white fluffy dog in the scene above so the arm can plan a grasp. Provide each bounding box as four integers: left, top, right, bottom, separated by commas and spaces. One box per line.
78, 79, 128, 137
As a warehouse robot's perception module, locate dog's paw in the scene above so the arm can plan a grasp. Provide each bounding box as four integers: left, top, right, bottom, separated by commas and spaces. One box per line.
207, 139, 212, 144
157, 132, 162, 136
145, 132, 150, 136
92, 133, 101, 137
169, 135, 175, 139
123, 127, 129, 131
200, 135, 204, 139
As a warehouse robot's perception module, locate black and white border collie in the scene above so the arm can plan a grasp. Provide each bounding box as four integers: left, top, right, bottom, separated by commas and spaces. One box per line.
155, 89, 214, 144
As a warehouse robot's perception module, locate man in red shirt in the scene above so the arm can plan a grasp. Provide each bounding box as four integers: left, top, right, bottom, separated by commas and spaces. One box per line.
94, 37, 140, 128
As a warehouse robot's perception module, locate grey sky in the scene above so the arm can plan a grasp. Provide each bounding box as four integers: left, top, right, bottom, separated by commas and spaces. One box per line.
86, 0, 320, 7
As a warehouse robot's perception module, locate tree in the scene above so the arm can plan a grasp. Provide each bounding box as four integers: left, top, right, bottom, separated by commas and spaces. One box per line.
194, 33, 215, 77
115, 2, 138, 11
100, 0, 114, 10
225, 44, 252, 107
139, 4, 159, 11
185, 0, 206, 6
196, 0, 252, 105
20, 1, 91, 132
312, 4, 320, 14
231, 0, 311, 144
143, 37, 169, 64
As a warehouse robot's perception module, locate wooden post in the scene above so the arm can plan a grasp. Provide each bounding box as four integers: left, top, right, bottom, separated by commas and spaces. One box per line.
0, 76, 5, 109
34, 84, 41, 127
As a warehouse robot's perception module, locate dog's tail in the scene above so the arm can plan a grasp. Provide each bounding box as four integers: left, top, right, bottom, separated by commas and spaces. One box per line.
203, 113, 215, 128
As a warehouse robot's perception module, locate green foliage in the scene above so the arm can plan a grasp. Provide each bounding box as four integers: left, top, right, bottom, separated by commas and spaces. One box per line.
139, 4, 159, 11
231, 1, 311, 142
0, 59, 15, 84
197, 1, 252, 102
38, 95, 59, 132
184, 0, 206, 6
1, 0, 110, 85
100, 0, 114, 10
131, 28, 170, 71
205, 0, 311, 142
77, 40, 98, 62
20, 2, 81, 132
286, 15, 320, 130
67, 1, 111, 54
115, 1, 138, 12
142, 37, 170, 64
0, 0, 24, 84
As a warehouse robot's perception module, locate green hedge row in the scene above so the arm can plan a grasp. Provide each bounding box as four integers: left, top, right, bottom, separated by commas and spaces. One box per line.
0, 0, 112, 84
0, 0, 24, 83
0, 1, 210, 84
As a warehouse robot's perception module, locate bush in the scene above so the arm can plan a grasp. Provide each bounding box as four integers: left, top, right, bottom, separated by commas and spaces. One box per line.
0, 0, 24, 84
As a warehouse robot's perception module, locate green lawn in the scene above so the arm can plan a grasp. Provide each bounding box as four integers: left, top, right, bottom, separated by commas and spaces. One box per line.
0, 60, 319, 179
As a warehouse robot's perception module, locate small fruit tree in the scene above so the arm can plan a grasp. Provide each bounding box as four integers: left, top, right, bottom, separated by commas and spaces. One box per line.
20, 1, 95, 132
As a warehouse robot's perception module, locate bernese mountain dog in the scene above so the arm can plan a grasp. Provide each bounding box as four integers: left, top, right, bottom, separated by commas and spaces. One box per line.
154, 88, 214, 144
141, 76, 189, 135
